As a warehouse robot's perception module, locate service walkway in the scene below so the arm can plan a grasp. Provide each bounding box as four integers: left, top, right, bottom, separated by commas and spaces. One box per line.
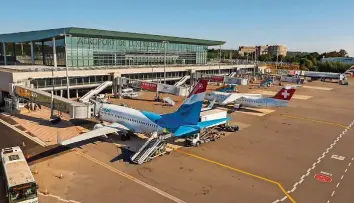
8, 107, 84, 145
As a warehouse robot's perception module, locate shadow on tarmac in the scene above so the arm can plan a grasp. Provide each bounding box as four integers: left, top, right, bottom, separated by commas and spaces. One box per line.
110, 147, 133, 163
217, 104, 265, 114
13, 113, 76, 129
27, 138, 103, 165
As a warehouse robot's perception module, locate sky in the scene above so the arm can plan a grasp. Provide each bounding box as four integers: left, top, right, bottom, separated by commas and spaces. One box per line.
1, 0, 354, 55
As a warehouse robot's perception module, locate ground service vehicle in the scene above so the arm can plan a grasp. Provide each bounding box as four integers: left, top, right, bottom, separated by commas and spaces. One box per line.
1, 147, 38, 203
121, 88, 139, 98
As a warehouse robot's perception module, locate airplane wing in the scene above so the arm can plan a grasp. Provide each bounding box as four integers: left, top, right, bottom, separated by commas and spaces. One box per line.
172, 126, 200, 137
201, 98, 216, 112
197, 117, 231, 129
221, 93, 242, 105
241, 93, 262, 98
58, 124, 127, 146
170, 117, 232, 137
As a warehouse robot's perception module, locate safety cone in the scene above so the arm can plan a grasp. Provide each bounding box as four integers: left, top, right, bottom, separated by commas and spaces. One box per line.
43, 189, 49, 195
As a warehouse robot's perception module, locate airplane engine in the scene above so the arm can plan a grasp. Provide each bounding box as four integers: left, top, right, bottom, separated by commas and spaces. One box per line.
93, 123, 104, 130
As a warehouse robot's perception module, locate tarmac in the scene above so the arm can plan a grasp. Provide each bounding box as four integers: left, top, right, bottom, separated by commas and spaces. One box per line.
0, 78, 353, 203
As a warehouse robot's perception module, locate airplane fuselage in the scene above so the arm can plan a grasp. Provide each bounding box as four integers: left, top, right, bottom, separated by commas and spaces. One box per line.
205, 92, 262, 106
99, 103, 164, 134
235, 97, 288, 108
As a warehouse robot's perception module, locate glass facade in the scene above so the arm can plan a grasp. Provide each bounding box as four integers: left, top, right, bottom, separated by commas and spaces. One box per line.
66, 36, 208, 67
4, 38, 66, 66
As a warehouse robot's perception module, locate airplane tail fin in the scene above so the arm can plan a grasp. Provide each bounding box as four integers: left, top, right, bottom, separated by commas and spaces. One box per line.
158, 80, 208, 129
272, 87, 296, 101
344, 65, 354, 76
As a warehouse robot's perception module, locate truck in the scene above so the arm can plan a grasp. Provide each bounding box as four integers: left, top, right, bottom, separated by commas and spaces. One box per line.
1, 146, 38, 203
199, 109, 228, 126
185, 109, 239, 147
121, 88, 139, 99
185, 128, 222, 147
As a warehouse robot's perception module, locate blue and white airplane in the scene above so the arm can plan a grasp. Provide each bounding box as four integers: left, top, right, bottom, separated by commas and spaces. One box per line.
59, 80, 230, 146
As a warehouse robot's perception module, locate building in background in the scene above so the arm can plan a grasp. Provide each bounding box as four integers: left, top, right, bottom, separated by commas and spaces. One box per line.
255, 46, 269, 58
320, 57, 354, 64
238, 44, 287, 58
0, 27, 256, 103
238, 46, 256, 56
0, 27, 224, 67
267, 45, 287, 57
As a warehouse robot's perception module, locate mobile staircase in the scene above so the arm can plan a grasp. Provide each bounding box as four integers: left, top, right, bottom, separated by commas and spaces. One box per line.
174, 75, 190, 87
79, 81, 112, 103
229, 72, 236, 77
131, 133, 172, 164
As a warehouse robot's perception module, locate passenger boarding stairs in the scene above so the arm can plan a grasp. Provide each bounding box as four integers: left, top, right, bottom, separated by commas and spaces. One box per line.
174, 75, 190, 87
229, 72, 236, 77
131, 133, 171, 164
79, 81, 112, 103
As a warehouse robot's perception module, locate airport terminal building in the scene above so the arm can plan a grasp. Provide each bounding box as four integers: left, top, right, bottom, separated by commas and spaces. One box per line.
0, 27, 255, 100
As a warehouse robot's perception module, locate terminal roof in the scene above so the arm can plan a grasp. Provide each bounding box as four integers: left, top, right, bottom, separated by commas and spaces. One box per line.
0, 27, 225, 46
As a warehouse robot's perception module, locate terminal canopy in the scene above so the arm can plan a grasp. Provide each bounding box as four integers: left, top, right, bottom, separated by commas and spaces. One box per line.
0, 27, 225, 46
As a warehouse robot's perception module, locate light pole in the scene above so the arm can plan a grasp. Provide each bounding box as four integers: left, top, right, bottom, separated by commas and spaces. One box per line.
162, 41, 169, 84
218, 45, 221, 75
276, 46, 279, 71
61, 33, 72, 99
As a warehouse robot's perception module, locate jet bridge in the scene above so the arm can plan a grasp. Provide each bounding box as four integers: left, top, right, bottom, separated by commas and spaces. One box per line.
117, 77, 190, 96
12, 85, 91, 119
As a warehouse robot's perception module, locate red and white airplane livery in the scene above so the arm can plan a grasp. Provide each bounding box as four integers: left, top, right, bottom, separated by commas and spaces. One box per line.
344, 65, 354, 77
234, 87, 297, 108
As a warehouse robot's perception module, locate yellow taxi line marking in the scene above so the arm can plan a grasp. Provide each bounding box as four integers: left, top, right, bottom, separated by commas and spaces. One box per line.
176, 149, 296, 203
74, 150, 187, 203
280, 114, 352, 130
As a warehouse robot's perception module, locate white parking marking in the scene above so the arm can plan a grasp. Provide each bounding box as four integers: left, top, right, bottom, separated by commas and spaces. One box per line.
272, 119, 354, 202
331, 154, 345, 161
320, 171, 332, 176
38, 192, 82, 203
75, 151, 187, 203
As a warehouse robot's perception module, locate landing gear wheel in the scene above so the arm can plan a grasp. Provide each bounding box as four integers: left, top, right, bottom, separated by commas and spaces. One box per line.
196, 141, 201, 147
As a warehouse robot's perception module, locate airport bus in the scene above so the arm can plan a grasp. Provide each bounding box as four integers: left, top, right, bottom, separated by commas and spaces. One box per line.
1, 146, 38, 203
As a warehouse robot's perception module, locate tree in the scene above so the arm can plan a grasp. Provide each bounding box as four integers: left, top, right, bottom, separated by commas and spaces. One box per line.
304, 59, 313, 69
339, 49, 348, 57
299, 58, 313, 70
258, 54, 272, 62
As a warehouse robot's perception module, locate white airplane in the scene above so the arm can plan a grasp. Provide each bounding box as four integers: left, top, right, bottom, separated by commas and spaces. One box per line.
234, 87, 296, 108
201, 98, 216, 112
205, 91, 262, 106
58, 80, 230, 146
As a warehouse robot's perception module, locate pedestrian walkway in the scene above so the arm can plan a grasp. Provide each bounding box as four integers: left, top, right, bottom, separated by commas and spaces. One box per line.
9, 107, 82, 145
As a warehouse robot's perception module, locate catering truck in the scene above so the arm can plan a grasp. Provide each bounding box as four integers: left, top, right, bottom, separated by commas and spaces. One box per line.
1, 146, 38, 203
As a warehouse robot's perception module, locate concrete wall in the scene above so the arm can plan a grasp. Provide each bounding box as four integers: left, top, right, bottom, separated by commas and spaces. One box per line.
0, 71, 14, 92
